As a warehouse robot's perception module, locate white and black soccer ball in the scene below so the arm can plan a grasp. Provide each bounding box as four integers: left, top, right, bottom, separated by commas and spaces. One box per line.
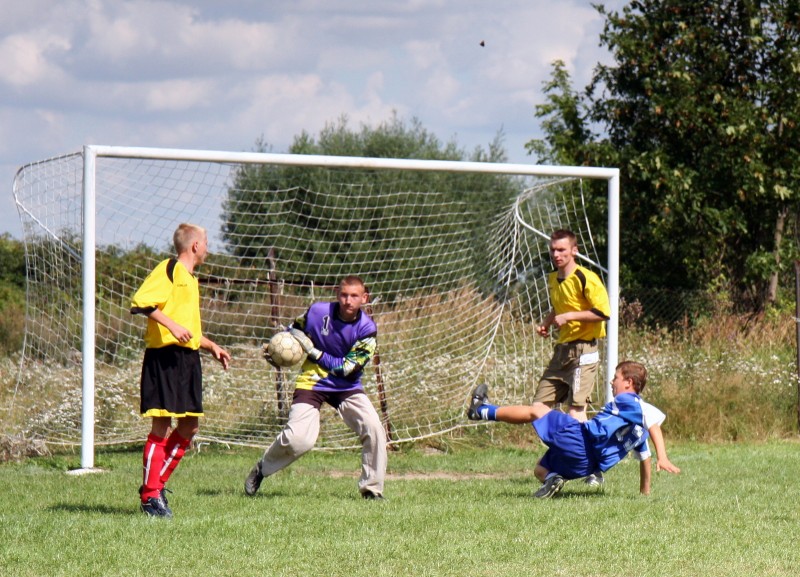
266, 332, 305, 367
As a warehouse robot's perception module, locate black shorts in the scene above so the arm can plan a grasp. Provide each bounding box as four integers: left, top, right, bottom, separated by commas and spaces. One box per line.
140, 345, 203, 417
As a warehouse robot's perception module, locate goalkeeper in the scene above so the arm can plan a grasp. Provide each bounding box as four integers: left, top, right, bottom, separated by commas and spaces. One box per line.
467, 361, 680, 498
245, 275, 387, 500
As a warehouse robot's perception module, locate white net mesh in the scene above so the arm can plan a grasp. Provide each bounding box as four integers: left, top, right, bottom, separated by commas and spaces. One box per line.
6, 151, 608, 450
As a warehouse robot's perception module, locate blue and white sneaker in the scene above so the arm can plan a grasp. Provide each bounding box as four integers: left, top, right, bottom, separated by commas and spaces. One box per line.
585, 472, 605, 487
467, 384, 489, 420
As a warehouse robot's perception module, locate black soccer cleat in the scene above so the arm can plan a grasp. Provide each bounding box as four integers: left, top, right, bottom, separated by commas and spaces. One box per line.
467, 383, 489, 420
533, 474, 565, 499
361, 490, 385, 501
244, 461, 265, 496
139, 485, 172, 516
160, 486, 173, 507
140, 496, 173, 518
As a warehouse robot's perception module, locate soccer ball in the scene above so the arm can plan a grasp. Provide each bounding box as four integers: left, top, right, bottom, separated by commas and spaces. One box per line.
266, 332, 305, 367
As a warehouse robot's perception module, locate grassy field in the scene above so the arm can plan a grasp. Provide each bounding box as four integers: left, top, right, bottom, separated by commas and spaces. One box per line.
2, 439, 799, 577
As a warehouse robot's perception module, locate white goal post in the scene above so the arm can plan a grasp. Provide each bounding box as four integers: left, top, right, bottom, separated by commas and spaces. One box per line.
12, 144, 619, 470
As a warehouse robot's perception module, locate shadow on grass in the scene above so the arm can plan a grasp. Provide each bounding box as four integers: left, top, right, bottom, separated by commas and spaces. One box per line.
48, 503, 135, 515
196, 486, 297, 499
499, 487, 609, 500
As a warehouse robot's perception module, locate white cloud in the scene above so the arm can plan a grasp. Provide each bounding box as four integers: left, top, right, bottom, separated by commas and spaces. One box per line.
142, 79, 215, 111
0, 0, 626, 239
80, 1, 294, 77
0, 32, 70, 87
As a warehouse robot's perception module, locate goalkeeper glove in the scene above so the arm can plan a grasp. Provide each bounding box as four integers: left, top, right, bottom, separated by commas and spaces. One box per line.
289, 328, 322, 361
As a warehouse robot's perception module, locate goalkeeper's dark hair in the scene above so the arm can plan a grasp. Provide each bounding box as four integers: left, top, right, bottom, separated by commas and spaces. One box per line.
340, 275, 369, 294
617, 360, 647, 393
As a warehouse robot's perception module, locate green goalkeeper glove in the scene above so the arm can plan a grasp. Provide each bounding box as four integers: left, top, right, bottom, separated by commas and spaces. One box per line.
289, 328, 322, 361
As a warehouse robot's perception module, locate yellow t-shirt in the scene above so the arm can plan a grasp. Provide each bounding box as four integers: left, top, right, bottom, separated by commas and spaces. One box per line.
547, 265, 610, 343
131, 258, 202, 350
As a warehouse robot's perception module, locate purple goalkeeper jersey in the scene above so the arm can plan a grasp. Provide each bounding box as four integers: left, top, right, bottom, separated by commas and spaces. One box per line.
292, 302, 378, 392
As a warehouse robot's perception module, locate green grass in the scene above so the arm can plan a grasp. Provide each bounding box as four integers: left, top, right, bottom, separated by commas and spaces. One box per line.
2, 440, 799, 576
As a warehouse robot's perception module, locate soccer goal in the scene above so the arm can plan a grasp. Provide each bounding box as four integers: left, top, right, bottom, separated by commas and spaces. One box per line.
8, 145, 619, 469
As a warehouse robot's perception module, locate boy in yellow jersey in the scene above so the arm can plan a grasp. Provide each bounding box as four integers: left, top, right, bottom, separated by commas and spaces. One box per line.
534, 229, 610, 485
130, 223, 230, 518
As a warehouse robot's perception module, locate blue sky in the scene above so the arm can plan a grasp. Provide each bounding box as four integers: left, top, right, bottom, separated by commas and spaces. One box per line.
1, 0, 624, 238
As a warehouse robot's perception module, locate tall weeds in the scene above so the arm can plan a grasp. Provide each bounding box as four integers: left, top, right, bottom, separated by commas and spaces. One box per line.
619, 312, 799, 441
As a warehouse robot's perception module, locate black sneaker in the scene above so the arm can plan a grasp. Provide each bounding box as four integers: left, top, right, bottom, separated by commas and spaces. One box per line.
160, 486, 173, 506
467, 383, 489, 420
362, 490, 385, 500
533, 474, 565, 499
244, 462, 264, 496
140, 496, 173, 518
139, 485, 173, 516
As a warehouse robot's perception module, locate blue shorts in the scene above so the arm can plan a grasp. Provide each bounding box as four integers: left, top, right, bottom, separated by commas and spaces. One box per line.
532, 411, 594, 479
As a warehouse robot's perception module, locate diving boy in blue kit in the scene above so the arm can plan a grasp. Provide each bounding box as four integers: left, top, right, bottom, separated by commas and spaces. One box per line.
468, 360, 680, 498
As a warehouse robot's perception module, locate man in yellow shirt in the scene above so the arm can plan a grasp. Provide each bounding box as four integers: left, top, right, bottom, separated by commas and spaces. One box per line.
534, 229, 610, 424
534, 229, 611, 487
130, 223, 230, 518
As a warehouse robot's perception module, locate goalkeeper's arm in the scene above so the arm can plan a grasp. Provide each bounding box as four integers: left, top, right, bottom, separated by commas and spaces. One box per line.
289, 325, 377, 377
325, 335, 377, 377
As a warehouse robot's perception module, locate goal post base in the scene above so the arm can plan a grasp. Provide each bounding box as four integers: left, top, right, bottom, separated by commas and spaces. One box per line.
65, 467, 106, 476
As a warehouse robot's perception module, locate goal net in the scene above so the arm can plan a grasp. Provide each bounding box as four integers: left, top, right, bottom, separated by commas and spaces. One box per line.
6, 146, 619, 466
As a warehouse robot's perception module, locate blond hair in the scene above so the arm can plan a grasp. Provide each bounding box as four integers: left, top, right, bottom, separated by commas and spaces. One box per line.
173, 223, 206, 254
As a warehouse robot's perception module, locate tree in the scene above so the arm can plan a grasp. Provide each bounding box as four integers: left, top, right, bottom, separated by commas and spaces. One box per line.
0, 234, 26, 353
221, 114, 518, 292
0, 233, 26, 289
529, 1, 800, 310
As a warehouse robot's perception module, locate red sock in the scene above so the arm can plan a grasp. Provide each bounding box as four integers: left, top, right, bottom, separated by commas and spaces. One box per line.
141, 433, 167, 502
160, 430, 191, 485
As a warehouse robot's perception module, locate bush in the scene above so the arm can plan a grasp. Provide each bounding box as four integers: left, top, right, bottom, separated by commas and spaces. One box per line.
0, 283, 25, 354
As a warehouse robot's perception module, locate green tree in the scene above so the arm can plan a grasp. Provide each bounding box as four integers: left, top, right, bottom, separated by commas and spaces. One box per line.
221, 114, 518, 293
526, 60, 597, 167
0, 233, 26, 289
529, 0, 800, 311
0, 234, 27, 353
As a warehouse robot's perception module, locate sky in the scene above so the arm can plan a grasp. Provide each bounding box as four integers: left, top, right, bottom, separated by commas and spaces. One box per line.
1, 0, 626, 239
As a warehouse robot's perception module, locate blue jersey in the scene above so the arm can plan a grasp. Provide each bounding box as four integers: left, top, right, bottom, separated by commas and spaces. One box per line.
533, 392, 650, 479
582, 392, 649, 472
292, 302, 377, 392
